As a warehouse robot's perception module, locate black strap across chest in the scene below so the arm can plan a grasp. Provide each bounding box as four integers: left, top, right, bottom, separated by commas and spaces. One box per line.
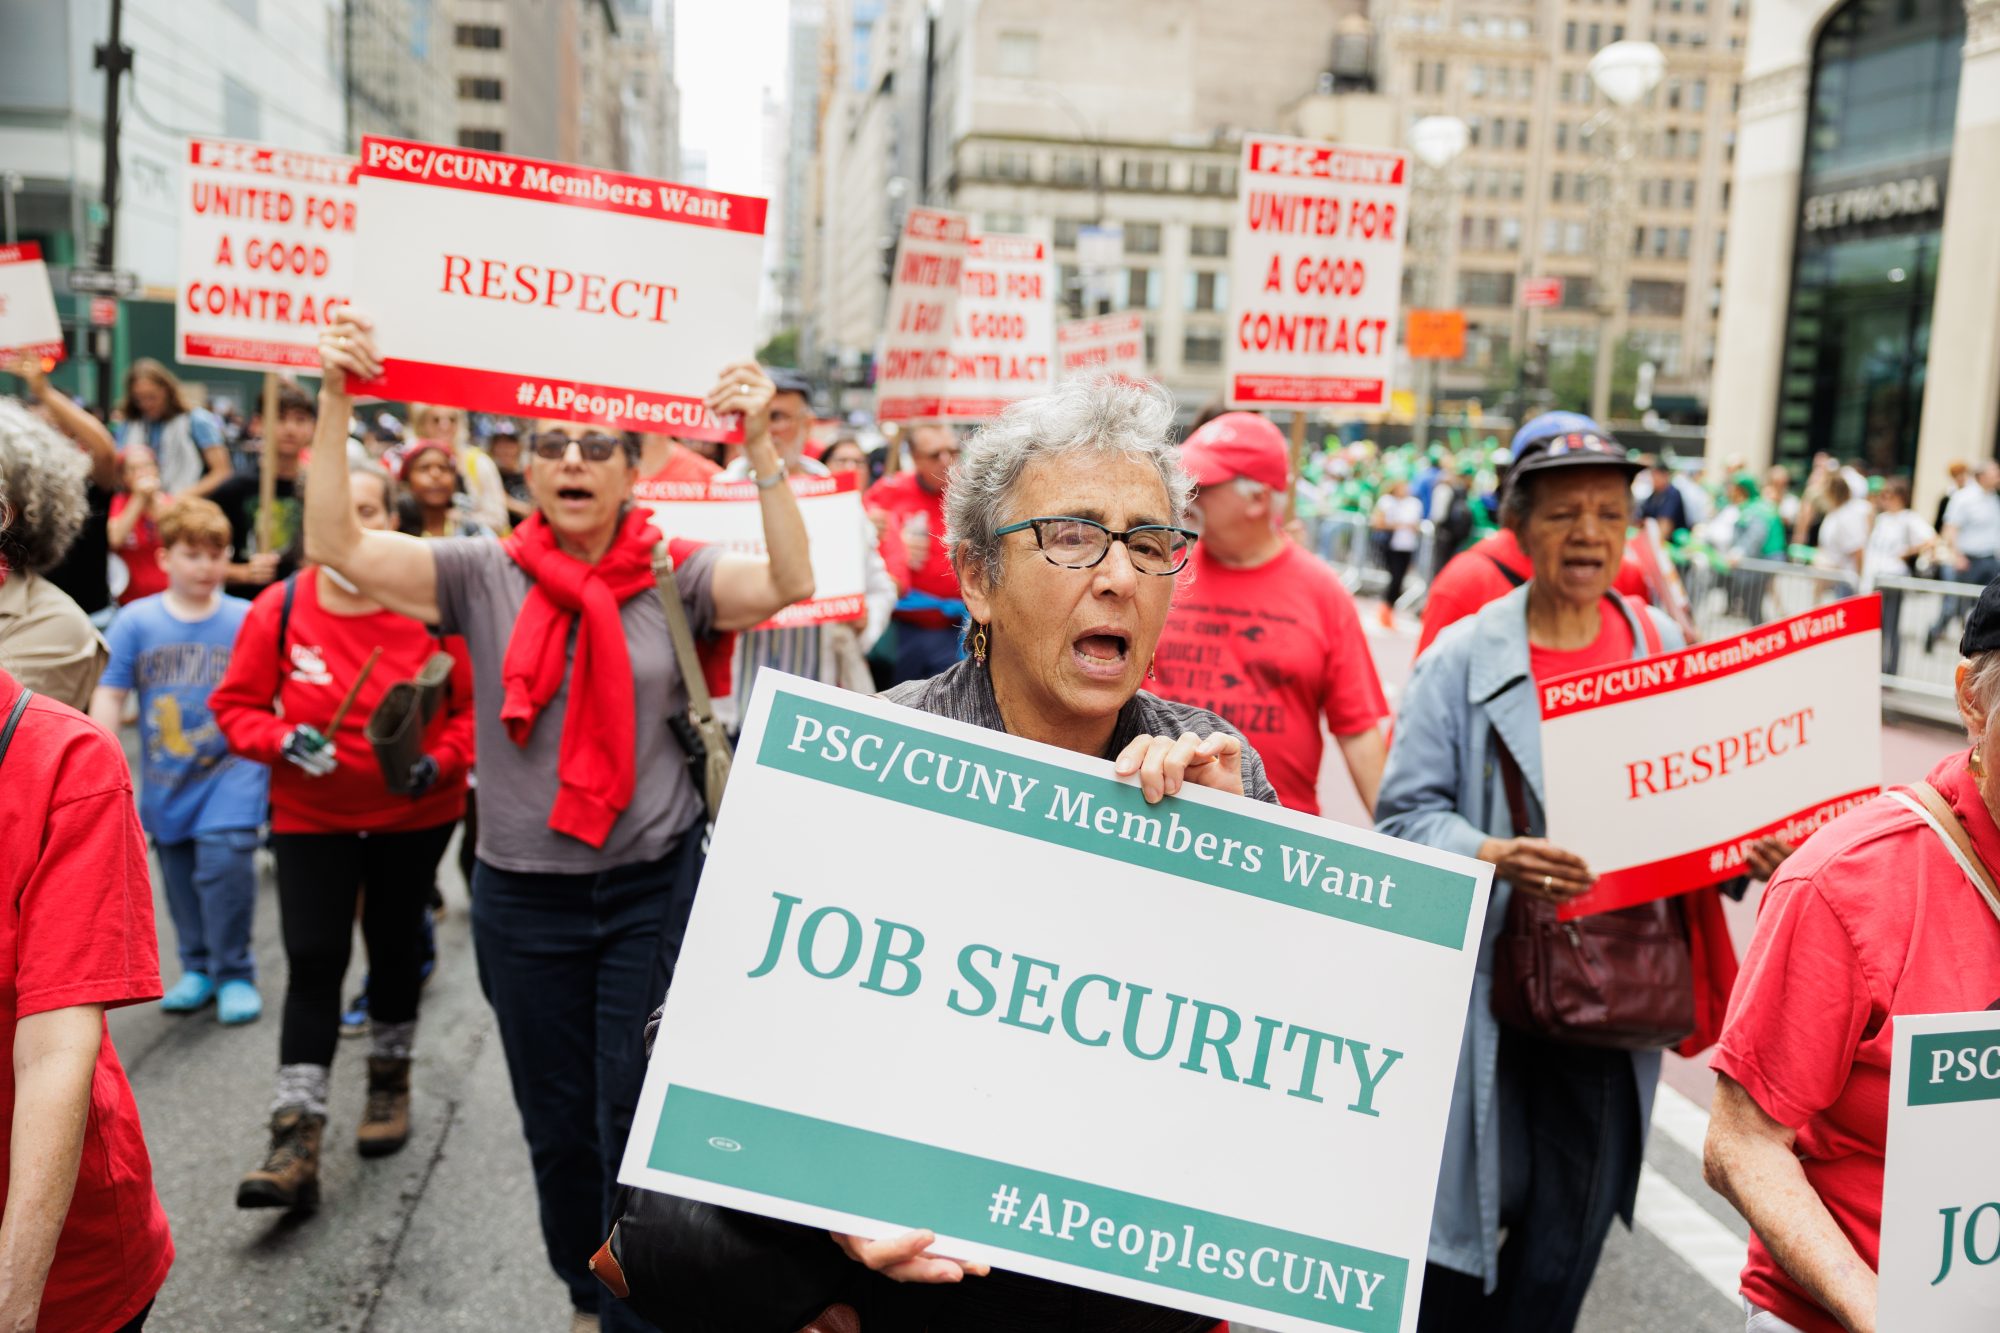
0, 687, 32, 771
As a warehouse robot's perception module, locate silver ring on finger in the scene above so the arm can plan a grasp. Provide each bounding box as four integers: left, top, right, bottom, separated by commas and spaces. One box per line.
1543, 874, 1553, 894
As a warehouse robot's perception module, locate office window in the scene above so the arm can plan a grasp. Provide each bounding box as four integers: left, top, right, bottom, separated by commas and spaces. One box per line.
458, 77, 503, 101
458, 129, 503, 150
1566, 20, 1579, 49
1120, 158, 1166, 189
455, 23, 502, 48
1501, 217, 1521, 252
1469, 64, 1486, 96
1555, 122, 1570, 151
1483, 217, 1500, 249
1126, 267, 1160, 309
1651, 226, 1669, 257
1183, 332, 1223, 365
1566, 221, 1588, 254
1588, 22, 1602, 47
1458, 270, 1516, 306
1514, 119, 1529, 149
1053, 153, 1094, 186
1666, 79, 1682, 109
1682, 179, 1697, 207
222, 75, 260, 140
1053, 218, 1081, 249
1544, 219, 1563, 251
1691, 78, 1707, 111
1185, 271, 1228, 311
997, 31, 1040, 77
1413, 60, 1428, 93
1639, 179, 1652, 207
984, 213, 1025, 233
1686, 129, 1702, 158
1124, 222, 1161, 255
1629, 279, 1686, 315
1189, 225, 1229, 257
1673, 227, 1691, 258
1511, 170, 1525, 199
1520, 67, 1534, 97
1551, 171, 1566, 201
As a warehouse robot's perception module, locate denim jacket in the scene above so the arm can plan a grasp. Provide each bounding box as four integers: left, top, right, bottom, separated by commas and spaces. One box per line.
1374, 584, 1682, 1287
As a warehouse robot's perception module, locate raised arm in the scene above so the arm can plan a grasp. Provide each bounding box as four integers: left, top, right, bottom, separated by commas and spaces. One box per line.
7, 355, 117, 490
305, 312, 441, 625
706, 362, 814, 631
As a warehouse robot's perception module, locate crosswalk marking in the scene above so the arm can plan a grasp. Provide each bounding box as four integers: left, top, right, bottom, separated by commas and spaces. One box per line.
1636, 1164, 1748, 1302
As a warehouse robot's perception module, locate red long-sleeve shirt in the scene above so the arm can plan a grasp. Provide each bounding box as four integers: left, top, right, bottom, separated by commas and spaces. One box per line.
211, 572, 474, 834
866, 471, 961, 623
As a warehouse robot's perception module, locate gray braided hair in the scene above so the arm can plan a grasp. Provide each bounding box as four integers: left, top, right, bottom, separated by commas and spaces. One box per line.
0, 398, 90, 575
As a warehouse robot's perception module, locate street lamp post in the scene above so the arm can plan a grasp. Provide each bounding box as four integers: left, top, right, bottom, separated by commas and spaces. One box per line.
1584, 40, 1665, 426
1407, 115, 1469, 452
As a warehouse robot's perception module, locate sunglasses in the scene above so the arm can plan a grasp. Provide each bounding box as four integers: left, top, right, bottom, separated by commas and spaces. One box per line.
529, 431, 629, 462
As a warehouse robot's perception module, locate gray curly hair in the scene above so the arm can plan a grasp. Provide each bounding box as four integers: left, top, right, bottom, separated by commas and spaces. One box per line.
945, 375, 1192, 586
0, 398, 89, 575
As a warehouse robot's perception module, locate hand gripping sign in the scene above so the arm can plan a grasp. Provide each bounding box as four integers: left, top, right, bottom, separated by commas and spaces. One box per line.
1880, 1010, 2000, 1329
347, 137, 766, 443
938, 233, 1054, 420
177, 137, 359, 373
1223, 134, 1410, 410
1539, 597, 1883, 920
1057, 312, 1147, 381
0, 244, 64, 363
621, 672, 1493, 1333
877, 208, 971, 422
633, 472, 868, 629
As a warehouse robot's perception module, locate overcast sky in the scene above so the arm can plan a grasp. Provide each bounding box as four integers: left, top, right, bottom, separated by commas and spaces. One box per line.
674, 0, 789, 195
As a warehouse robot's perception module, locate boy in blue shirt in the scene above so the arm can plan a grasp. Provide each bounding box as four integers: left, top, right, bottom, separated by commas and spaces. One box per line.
90, 496, 269, 1024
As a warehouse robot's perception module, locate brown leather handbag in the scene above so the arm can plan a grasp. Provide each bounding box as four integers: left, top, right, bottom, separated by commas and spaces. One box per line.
1488, 739, 1695, 1050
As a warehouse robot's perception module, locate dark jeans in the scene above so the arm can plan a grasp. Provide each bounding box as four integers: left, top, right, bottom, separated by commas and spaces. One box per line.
272, 824, 454, 1066
1414, 1030, 1642, 1333
1881, 586, 1906, 676
470, 829, 704, 1332
894, 621, 964, 685
1383, 548, 1415, 607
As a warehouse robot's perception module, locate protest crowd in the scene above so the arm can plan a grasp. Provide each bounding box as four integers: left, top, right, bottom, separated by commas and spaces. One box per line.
1, 106, 1998, 1333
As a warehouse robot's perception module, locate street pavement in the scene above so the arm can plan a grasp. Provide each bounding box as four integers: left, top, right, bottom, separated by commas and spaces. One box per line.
111, 605, 1959, 1332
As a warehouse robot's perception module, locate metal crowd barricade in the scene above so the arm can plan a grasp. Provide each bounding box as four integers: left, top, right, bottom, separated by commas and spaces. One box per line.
1675, 556, 1852, 643
1874, 572, 1984, 721
1308, 513, 1439, 610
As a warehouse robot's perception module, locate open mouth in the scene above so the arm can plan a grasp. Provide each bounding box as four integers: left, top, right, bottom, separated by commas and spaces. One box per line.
1071, 627, 1132, 680
556, 486, 595, 504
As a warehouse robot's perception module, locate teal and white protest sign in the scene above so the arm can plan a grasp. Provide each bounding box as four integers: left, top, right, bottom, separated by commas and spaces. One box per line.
1879, 1010, 2000, 1329
620, 674, 1493, 1333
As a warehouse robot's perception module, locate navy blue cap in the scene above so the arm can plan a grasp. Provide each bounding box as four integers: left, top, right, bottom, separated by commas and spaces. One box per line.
1511, 410, 1604, 461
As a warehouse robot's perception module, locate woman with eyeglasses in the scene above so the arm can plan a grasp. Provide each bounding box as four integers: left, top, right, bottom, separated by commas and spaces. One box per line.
306, 309, 813, 1333
753, 375, 1274, 1331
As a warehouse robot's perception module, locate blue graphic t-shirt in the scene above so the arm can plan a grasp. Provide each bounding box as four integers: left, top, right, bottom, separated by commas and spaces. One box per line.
100, 593, 268, 841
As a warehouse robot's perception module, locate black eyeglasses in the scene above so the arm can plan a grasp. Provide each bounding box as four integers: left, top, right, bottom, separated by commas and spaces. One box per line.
994, 516, 1197, 576
529, 430, 629, 463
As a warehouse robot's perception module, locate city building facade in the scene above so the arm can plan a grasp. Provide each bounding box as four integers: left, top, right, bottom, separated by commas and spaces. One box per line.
448, 0, 619, 166
1710, 0, 1999, 510
1377, 0, 1749, 418
347, 0, 458, 149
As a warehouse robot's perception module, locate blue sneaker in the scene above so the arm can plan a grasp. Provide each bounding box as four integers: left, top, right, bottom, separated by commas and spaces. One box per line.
216, 979, 263, 1026
160, 972, 215, 1013
339, 986, 369, 1037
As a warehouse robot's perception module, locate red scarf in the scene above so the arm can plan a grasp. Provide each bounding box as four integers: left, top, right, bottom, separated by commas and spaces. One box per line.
501, 508, 665, 848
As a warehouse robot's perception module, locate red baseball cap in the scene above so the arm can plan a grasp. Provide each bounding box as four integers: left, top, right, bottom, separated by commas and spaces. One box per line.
1178, 412, 1290, 491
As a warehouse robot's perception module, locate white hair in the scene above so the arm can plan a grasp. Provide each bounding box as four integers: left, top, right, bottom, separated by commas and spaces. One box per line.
946, 375, 1190, 586
0, 398, 89, 575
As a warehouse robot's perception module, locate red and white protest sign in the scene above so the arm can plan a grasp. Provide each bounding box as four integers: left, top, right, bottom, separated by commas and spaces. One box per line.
877, 208, 970, 422
1223, 134, 1409, 409
939, 233, 1052, 420
635, 472, 867, 629
0, 243, 65, 363
349, 136, 765, 443
177, 137, 358, 372
1520, 277, 1564, 309
1056, 312, 1146, 380
1540, 597, 1883, 919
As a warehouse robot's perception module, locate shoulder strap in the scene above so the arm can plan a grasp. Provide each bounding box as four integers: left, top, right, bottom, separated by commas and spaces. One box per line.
1494, 736, 1536, 838
652, 544, 719, 730
1484, 551, 1528, 588
0, 687, 32, 770
276, 572, 299, 661
1896, 782, 2000, 929
1618, 592, 1664, 655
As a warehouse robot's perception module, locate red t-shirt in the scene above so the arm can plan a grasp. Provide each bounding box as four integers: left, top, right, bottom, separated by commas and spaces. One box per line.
1149, 543, 1389, 813
110, 492, 170, 606
1416, 529, 1652, 657
866, 471, 962, 612
631, 446, 722, 495
1526, 600, 1636, 682
0, 673, 174, 1330
1711, 751, 2000, 1332
210, 573, 475, 834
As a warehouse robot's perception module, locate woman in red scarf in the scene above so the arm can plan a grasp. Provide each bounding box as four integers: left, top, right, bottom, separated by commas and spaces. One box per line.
1706, 582, 2000, 1333
305, 311, 813, 1333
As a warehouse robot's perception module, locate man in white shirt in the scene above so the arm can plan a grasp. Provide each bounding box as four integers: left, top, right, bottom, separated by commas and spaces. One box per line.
1926, 461, 2000, 653
1812, 475, 1872, 595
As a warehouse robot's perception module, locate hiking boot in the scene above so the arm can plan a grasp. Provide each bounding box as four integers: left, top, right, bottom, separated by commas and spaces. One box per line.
236, 1108, 324, 1210
356, 1057, 411, 1157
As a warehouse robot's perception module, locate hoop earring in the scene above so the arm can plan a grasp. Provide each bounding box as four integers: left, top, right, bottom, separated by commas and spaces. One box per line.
971, 623, 988, 667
